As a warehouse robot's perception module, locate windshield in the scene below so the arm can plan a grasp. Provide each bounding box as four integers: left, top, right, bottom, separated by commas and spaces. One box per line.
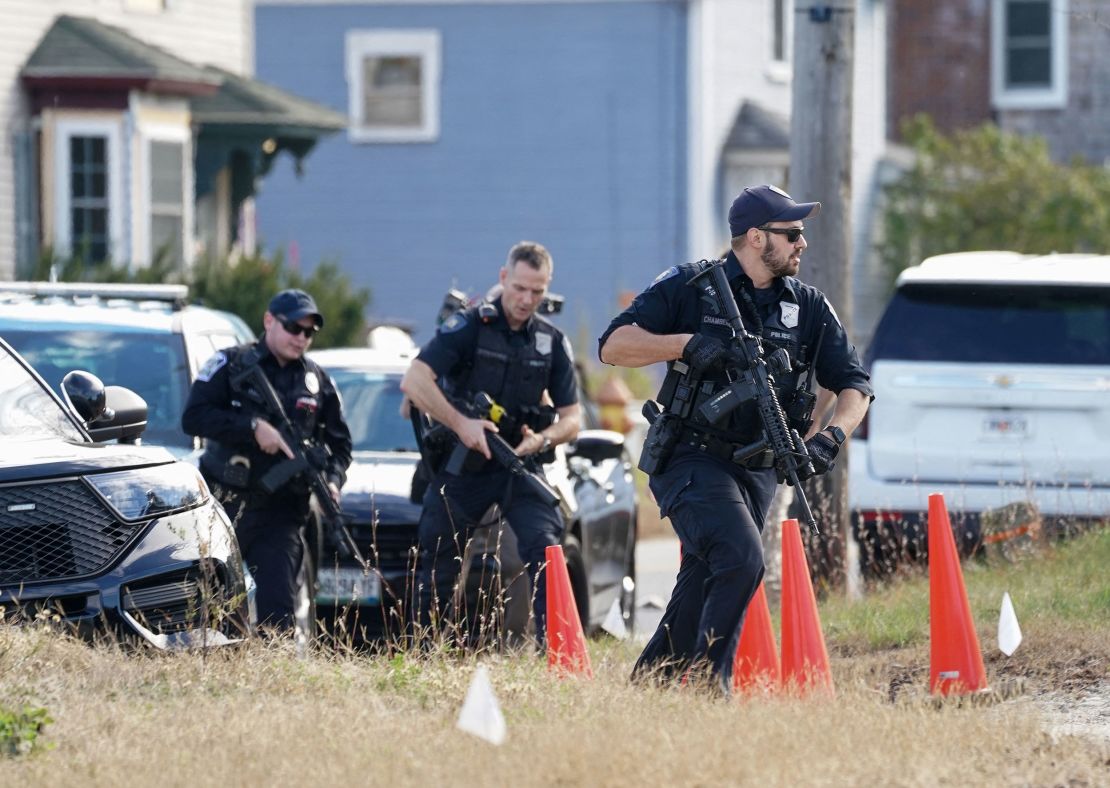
3, 330, 192, 449
329, 369, 418, 452
870, 284, 1110, 366
0, 344, 85, 441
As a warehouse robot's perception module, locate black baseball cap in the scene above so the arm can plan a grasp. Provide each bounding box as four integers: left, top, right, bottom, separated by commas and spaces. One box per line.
728, 185, 821, 237
268, 289, 323, 327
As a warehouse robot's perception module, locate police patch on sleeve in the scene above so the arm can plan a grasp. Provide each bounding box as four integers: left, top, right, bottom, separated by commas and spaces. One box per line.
304, 371, 320, 394
196, 351, 227, 382
438, 312, 468, 334
561, 334, 575, 362
651, 266, 680, 286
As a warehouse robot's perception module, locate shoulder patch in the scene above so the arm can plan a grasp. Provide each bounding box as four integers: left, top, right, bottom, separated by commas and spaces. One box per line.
821, 295, 843, 327
438, 312, 469, 334
196, 351, 227, 383
651, 266, 680, 286
561, 333, 575, 362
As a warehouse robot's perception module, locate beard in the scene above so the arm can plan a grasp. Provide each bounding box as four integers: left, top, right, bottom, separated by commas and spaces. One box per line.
761, 243, 800, 278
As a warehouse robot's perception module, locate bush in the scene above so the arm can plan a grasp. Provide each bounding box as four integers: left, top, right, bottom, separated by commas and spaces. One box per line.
881, 116, 1110, 284
30, 249, 371, 349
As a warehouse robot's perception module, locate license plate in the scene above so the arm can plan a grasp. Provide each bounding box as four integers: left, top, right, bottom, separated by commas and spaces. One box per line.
316, 567, 381, 605
981, 413, 1030, 438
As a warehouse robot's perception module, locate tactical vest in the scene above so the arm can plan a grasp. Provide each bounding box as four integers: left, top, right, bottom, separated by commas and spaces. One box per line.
660, 259, 816, 443
459, 309, 555, 433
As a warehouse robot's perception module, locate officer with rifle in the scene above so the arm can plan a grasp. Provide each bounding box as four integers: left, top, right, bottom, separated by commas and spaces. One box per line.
599, 185, 872, 692
401, 241, 580, 644
182, 289, 353, 633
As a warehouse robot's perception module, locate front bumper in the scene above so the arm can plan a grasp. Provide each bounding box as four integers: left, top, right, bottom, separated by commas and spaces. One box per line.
1, 501, 252, 648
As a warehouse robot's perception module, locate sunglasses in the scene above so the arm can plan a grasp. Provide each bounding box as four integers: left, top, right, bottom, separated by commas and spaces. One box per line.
758, 226, 805, 243
278, 317, 319, 339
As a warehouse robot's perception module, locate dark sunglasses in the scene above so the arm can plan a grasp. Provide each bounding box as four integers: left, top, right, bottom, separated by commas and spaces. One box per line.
278, 317, 319, 339
758, 226, 805, 243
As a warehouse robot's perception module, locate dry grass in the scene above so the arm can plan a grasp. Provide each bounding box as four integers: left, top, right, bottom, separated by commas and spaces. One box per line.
0, 627, 1107, 787
3, 529, 1109, 786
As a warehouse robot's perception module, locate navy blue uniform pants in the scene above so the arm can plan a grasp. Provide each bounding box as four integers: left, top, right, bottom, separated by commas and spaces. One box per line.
231, 495, 308, 632
417, 465, 564, 639
634, 447, 776, 692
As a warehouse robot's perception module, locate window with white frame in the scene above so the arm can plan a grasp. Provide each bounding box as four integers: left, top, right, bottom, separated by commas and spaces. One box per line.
149, 140, 185, 266
54, 118, 124, 264
346, 29, 441, 143
992, 0, 1068, 110
772, 0, 790, 64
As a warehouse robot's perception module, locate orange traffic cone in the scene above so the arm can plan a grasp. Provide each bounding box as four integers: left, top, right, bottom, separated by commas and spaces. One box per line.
928, 493, 988, 695
780, 519, 834, 696
732, 580, 779, 694
545, 545, 593, 678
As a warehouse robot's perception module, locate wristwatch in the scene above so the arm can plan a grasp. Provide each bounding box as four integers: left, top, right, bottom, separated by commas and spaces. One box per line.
823, 425, 846, 446
540, 434, 553, 453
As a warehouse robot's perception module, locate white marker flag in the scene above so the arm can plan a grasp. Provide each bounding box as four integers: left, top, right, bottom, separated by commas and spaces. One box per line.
602, 598, 628, 639
456, 665, 506, 745
998, 592, 1023, 657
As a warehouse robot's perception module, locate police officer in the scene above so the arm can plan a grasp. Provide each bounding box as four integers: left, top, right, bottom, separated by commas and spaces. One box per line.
599, 185, 872, 691
182, 289, 352, 632
401, 241, 580, 642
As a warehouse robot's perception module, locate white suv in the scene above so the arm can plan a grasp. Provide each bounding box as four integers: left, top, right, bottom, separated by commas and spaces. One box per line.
850, 251, 1110, 571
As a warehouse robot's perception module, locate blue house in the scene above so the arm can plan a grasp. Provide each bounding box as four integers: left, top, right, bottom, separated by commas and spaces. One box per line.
254, 1, 887, 349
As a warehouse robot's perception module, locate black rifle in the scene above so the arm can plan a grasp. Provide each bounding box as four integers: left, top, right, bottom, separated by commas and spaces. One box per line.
442, 392, 561, 508
229, 362, 368, 569
688, 261, 821, 534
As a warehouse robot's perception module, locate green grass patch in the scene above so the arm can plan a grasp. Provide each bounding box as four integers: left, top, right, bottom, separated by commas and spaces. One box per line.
821, 526, 1110, 652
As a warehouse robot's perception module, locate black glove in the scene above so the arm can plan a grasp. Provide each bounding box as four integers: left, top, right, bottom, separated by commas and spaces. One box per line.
804, 431, 840, 475
681, 334, 729, 377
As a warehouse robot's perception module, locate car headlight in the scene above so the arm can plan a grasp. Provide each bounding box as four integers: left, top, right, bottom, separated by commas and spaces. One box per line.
86, 462, 210, 522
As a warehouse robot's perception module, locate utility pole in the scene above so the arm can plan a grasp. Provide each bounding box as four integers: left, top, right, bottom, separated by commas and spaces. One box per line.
789, 1, 855, 588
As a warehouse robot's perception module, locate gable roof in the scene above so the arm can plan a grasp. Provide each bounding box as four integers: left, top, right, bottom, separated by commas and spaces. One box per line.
21, 15, 218, 94
723, 101, 790, 152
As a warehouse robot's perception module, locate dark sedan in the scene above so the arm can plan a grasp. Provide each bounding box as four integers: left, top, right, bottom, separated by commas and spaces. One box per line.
307, 348, 637, 645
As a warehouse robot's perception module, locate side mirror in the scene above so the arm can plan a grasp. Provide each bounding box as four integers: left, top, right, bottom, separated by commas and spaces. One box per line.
62, 370, 108, 422
565, 429, 626, 464
62, 371, 148, 443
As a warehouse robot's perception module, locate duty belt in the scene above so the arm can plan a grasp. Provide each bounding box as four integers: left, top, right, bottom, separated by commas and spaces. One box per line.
678, 426, 775, 469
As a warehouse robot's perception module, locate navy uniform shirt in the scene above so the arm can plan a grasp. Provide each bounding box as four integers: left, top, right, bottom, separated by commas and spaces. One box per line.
182, 340, 353, 490
418, 297, 579, 410
599, 252, 872, 435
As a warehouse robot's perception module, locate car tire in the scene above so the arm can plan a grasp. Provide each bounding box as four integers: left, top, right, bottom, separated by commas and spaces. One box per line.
562, 533, 590, 632
620, 527, 637, 636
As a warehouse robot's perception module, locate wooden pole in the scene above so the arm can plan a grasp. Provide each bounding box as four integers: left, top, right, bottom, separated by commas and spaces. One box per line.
789, 2, 855, 588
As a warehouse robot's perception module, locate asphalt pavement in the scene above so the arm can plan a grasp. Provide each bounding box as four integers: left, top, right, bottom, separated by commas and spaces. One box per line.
632, 535, 680, 643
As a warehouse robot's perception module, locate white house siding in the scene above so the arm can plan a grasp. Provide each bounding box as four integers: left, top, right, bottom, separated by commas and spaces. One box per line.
0, 0, 251, 278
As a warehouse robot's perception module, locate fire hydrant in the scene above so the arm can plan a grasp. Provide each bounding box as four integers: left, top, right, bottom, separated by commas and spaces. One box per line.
596, 374, 633, 434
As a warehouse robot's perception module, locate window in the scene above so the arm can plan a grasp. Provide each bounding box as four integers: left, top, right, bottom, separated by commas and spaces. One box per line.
346, 30, 441, 143
991, 0, 1068, 110
69, 136, 109, 263
772, 0, 789, 63
54, 118, 124, 263
150, 141, 184, 266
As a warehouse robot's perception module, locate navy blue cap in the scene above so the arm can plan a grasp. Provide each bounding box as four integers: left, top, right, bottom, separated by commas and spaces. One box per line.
268, 289, 323, 327
728, 185, 821, 237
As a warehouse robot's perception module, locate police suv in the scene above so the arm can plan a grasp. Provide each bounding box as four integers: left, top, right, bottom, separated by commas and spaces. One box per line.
850, 252, 1110, 571
0, 282, 254, 458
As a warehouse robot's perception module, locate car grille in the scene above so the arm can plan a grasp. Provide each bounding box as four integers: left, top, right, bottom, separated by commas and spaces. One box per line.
0, 480, 143, 584
349, 523, 418, 570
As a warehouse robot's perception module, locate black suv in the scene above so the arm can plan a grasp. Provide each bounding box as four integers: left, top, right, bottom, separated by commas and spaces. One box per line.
0, 338, 251, 647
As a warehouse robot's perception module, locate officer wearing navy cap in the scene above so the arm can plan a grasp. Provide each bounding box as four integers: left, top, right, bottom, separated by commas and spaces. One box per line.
401, 241, 580, 644
183, 289, 351, 633
599, 185, 872, 692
